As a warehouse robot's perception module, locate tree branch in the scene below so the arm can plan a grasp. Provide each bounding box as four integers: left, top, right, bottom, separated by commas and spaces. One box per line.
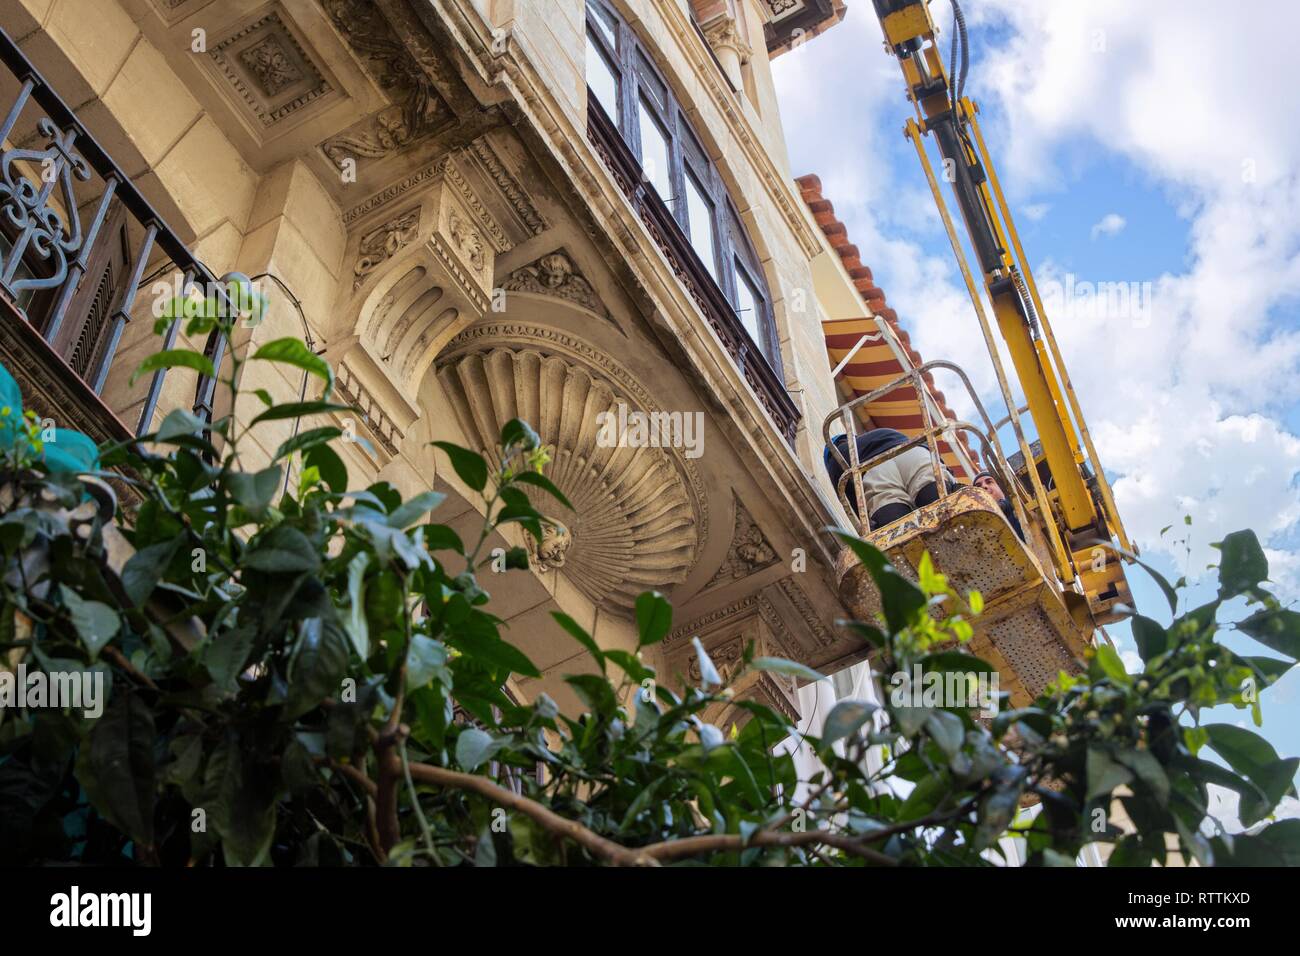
405, 761, 656, 866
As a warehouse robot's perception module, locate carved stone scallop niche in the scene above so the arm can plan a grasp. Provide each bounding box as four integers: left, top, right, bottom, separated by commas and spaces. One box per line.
434, 325, 708, 613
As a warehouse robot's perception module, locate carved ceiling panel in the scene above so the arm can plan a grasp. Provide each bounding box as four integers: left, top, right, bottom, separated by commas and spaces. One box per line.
202, 7, 337, 138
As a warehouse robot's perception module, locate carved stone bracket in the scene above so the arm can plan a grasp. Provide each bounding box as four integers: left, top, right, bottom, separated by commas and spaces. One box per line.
348, 154, 507, 393
703, 497, 778, 591
502, 249, 608, 319
662, 595, 801, 726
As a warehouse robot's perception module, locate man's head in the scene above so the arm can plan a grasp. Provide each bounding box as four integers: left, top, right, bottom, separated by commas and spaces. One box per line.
973, 470, 1006, 502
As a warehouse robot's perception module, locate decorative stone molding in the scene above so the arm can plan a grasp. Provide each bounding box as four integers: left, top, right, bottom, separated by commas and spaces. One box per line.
502, 250, 607, 318
464, 139, 548, 238
317, 0, 454, 168
704, 16, 751, 58
353, 208, 421, 290
435, 343, 701, 611
335, 361, 402, 456
774, 575, 836, 650
206, 10, 333, 132
703, 498, 778, 590
661, 594, 800, 724
342, 138, 546, 243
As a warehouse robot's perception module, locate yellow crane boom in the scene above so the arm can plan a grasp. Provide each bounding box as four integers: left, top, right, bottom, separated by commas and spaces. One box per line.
868, 0, 1134, 621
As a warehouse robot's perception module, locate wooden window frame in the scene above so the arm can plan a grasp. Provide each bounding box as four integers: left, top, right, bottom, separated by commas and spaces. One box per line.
584, 0, 782, 379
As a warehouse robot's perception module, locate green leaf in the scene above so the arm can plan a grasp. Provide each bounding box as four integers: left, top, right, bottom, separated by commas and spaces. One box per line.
833, 530, 926, 631
1237, 608, 1300, 660
406, 636, 448, 690
76, 693, 156, 847
345, 552, 369, 659
430, 441, 488, 493
156, 408, 207, 443
251, 338, 333, 392
129, 348, 214, 386
423, 524, 464, 554
635, 591, 672, 647
604, 649, 653, 683
751, 656, 827, 683
500, 419, 540, 452
250, 401, 352, 426
286, 618, 351, 720
1213, 530, 1268, 599
305, 443, 348, 494
456, 728, 497, 771
1094, 642, 1131, 684
205, 732, 276, 866
1086, 746, 1133, 800
227, 465, 282, 519
1202, 723, 1297, 821
244, 526, 320, 573
1242, 655, 1295, 685
1113, 748, 1170, 806
925, 710, 964, 758
821, 699, 878, 747
121, 538, 181, 606
202, 626, 256, 692
551, 611, 604, 673
512, 471, 574, 510
564, 673, 617, 715
1130, 615, 1167, 662
274, 426, 342, 461
59, 585, 120, 659
386, 491, 446, 529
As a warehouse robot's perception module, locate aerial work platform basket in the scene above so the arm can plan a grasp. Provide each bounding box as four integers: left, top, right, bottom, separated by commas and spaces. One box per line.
825, 361, 1116, 704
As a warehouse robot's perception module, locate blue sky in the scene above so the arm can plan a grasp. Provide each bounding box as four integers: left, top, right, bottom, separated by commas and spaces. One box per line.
772, 0, 1300, 827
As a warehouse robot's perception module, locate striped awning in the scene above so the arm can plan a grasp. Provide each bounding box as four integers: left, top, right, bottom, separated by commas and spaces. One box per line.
824, 315, 974, 479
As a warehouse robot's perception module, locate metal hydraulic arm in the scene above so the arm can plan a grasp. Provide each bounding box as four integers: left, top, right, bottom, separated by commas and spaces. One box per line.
867, 0, 1133, 618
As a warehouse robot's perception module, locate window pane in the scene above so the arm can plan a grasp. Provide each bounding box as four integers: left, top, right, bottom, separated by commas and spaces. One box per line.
638, 97, 672, 200
586, 32, 619, 120
735, 263, 767, 358
684, 171, 717, 277
588, 0, 617, 47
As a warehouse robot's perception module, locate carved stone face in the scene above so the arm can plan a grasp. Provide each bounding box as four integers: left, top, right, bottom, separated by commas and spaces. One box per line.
532, 520, 572, 572
536, 253, 573, 288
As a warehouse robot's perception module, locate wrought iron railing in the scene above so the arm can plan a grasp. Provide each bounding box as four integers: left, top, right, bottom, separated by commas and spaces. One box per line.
586, 100, 801, 445
0, 25, 229, 438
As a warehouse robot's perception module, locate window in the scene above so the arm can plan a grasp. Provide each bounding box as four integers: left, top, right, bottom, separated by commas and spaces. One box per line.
637, 97, 672, 200
585, 36, 619, 121
684, 170, 717, 278
584, 0, 780, 377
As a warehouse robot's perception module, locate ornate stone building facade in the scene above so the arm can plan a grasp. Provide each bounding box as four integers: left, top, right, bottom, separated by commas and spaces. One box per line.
0, 0, 939, 723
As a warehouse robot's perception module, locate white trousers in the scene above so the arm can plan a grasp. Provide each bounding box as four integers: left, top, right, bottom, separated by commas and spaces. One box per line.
851, 445, 951, 517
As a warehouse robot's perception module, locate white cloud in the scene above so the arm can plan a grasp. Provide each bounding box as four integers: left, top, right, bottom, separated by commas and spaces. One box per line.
1022, 203, 1051, 221
1090, 212, 1126, 239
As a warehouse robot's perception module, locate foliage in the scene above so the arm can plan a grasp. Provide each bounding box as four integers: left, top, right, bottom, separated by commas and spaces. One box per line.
0, 292, 1296, 866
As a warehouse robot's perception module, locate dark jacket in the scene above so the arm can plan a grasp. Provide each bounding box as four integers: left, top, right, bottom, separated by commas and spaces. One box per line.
824, 428, 909, 498
999, 497, 1026, 542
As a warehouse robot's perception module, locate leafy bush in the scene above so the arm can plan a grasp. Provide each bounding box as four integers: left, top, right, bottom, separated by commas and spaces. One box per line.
0, 294, 1296, 866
